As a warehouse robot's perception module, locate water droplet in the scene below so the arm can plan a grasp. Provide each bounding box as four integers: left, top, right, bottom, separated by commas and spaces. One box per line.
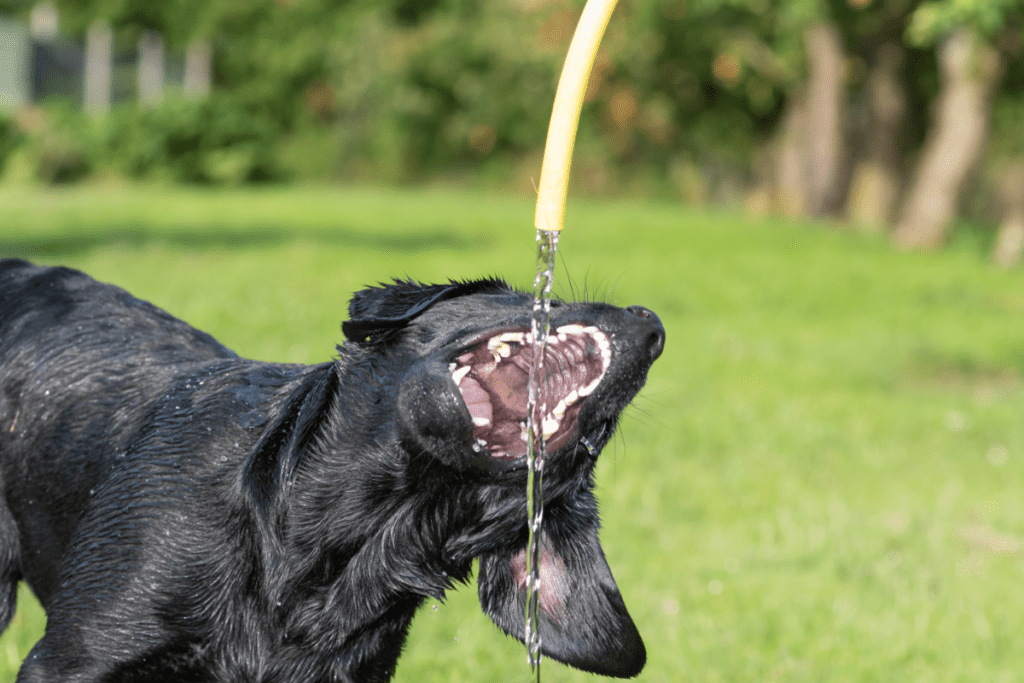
524, 228, 559, 676
944, 409, 967, 432
987, 444, 1009, 466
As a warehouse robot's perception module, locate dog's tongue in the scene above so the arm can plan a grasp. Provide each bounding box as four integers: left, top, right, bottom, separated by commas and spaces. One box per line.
481, 360, 531, 413
462, 367, 533, 460
460, 377, 493, 425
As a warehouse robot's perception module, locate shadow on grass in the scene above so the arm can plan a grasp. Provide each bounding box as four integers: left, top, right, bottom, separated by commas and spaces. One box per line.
0, 224, 488, 260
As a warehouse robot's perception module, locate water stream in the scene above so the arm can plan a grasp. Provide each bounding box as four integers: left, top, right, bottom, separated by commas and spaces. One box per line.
524, 227, 559, 681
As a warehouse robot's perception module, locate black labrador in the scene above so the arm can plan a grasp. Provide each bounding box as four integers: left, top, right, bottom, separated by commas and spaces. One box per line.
0, 258, 665, 682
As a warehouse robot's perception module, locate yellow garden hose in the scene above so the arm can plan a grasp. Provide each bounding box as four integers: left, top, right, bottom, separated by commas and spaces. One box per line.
525, 1, 621, 678
534, 0, 621, 234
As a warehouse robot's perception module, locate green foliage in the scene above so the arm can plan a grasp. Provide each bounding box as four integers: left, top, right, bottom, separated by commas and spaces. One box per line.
9, 0, 1024, 201
1, 103, 94, 184
324, 4, 562, 180
0, 111, 25, 173
102, 96, 281, 184
315, 0, 801, 190
53, 0, 218, 45
907, 0, 1024, 46
0, 98, 281, 185
1, 185, 1023, 681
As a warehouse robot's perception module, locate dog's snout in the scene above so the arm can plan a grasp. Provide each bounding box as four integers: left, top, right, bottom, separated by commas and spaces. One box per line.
626, 305, 655, 320
626, 306, 665, 362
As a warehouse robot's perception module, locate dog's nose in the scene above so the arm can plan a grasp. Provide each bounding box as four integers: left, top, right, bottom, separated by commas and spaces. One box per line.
626, 306, 665, 362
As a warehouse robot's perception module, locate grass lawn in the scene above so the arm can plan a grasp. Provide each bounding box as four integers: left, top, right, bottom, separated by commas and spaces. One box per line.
1, 185, 1023, 682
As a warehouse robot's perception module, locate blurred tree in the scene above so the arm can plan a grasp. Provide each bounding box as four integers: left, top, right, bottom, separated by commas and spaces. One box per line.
676, 0, 897, 219
50, 0, 217, 47
991, 163, 1024, 266
839, 0, 921, 231
6, 0, 1024, 248
845, 41, 907, 231
891, 0, 1019, 249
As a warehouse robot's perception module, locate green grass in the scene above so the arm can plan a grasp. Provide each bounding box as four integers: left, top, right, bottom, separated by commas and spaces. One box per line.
2, 185, 1023, 682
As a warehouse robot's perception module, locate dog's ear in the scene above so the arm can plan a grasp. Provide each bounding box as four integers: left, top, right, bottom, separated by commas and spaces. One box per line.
477, 528, 646, 678
241, 365, 338, 519
343, 278, 510, 344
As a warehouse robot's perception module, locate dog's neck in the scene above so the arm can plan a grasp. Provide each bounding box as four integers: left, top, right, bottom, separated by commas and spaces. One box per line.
234, 359, 479, 673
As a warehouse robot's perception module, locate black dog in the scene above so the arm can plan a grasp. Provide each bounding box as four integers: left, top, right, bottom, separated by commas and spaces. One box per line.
0, 258, 664, 682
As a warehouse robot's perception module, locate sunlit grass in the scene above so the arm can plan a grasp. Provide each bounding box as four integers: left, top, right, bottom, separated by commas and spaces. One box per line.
2, 185, 1023, 682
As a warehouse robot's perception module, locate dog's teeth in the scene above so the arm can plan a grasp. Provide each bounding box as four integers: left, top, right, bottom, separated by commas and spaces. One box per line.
487, 338, 514, 358
552, 398, 567, 419
542, 416, 559, 439
565, 389, 578, 406
556, 324, 585, 335
472, 416, 491, 427
451, 365, 471, 385
499, 332, 525, 343
472, 442, 482, 453
557, 333, 567, 342
578, 379, 599, 397
448, 363, 456, 372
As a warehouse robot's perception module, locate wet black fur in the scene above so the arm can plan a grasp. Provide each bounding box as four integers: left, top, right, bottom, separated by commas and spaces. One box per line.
0, 258, 664, 682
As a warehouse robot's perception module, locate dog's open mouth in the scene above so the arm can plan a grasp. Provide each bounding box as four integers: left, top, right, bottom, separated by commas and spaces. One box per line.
449, 324, 611, 460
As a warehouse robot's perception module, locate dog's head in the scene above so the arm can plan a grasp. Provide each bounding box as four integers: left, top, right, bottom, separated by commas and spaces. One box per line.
342, 278, 664, 678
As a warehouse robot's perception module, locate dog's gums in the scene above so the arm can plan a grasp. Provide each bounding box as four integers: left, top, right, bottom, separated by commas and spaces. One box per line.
450, 325, 611, 460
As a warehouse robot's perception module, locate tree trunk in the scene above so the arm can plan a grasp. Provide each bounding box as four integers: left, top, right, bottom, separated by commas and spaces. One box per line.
846, 42, 906, 231
184, 38, 212, 99
892, 29, 1000, 250
773, 93, 809, 217
803, 22, 847, 217
992, 164, 1024, 267
83, 19, 112, 117
761, 21, 847, 219
138, 30, 165, 108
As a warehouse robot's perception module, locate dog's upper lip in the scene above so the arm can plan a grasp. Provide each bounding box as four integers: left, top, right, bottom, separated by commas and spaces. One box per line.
448, 325, 531, 359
